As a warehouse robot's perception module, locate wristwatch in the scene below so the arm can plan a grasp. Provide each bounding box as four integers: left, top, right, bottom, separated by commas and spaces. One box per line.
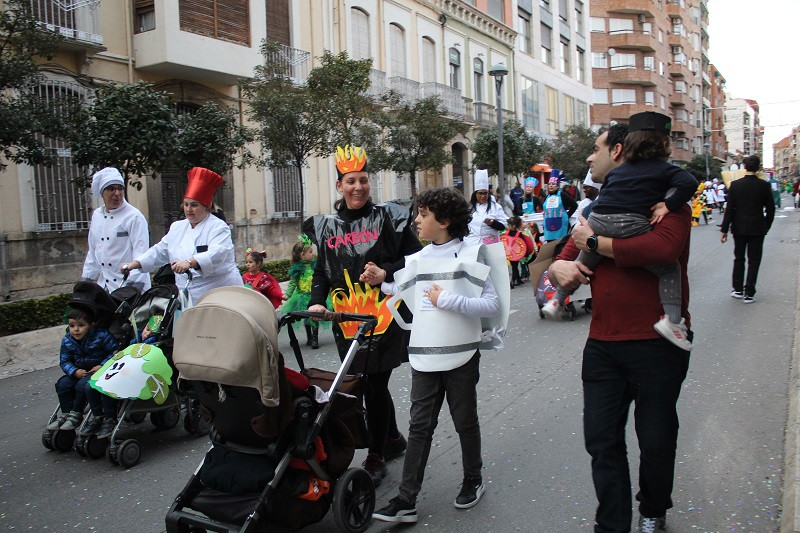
586, 234, 599, 253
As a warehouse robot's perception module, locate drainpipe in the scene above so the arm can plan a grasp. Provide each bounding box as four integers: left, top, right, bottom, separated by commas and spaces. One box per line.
238, 85, 250, 248
124, 0, 134, 82
0, 234, 10, 301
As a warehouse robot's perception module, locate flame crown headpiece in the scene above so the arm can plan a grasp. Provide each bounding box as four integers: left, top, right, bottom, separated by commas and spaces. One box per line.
335, 145, 368, 178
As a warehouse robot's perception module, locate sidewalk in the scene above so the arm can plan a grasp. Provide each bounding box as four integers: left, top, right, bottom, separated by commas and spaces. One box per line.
0, 280, 292, 380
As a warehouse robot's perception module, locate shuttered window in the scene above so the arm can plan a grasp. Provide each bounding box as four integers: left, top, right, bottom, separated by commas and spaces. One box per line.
422, 37, 436, 83
179, 0, 250, 46
390, 23, 406, 77
351, 8, 371, 60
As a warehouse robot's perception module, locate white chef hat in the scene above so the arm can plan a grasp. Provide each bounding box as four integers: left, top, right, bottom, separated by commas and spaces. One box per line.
91, 167, 124, 198
474, 169, 489, 191
583, 170, 600, 190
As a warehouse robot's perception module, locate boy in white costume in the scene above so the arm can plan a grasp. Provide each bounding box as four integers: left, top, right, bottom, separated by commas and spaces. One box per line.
372, 187, 500, 524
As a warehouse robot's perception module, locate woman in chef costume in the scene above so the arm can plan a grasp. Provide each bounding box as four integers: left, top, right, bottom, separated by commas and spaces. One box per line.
464, 169, 507, 246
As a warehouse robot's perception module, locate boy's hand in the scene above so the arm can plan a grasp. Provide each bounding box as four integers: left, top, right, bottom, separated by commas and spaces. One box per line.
89, 365, 101, 373
74, 369, 88, 378
426, 284, 443, 306
359, 262, 386, 285
649, 202, 668, 225
484, 218, 494, 226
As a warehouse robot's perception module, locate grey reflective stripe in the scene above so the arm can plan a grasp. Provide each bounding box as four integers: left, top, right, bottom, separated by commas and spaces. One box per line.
396, 271, 486, 293
408, 341, 481, 354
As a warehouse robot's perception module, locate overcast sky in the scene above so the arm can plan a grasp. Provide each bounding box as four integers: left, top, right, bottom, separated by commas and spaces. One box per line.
707, 0, 800, 167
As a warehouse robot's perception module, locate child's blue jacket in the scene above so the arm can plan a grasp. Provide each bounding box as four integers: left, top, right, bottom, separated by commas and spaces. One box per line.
59, 328, 119, 377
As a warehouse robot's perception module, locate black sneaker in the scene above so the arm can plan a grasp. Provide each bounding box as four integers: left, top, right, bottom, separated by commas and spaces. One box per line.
743, 295, 755, 304
454, 476, 485, 509
362, 453, 388, 487
383, 432, 407, 460
80, 417, 104, 435
373, 496, 418, 523
730, 290, 744, 299
97, 418, 117, 439
635, 515, 666, 533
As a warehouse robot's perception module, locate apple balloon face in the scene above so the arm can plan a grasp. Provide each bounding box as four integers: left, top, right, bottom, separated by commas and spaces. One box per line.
90, 343, 173, 404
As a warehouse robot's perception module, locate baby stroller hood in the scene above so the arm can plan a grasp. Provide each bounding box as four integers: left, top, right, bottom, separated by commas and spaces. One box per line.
173, 286, 281, 407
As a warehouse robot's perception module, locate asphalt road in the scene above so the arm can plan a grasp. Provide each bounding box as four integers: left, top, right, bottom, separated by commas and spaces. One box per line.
0, 204, 797, 533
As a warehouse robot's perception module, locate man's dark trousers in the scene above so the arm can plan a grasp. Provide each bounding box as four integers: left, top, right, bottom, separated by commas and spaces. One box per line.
582, 338, 690, 532
732, 234, 764, 297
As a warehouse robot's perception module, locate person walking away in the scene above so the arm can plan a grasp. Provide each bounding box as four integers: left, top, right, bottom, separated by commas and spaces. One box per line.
703, 181, 717, 222
542, 175, 578, 243
280, 235, 324, 349
548, 119, 693, 533
372, 187, 499, 523
82, 167, 150, 292
306, 145, 421, 485
720, 155, 775, 303
714, 178, 726, 214
464, 169, 507, 246
768, 172, 781, 207
542, 112, 697, 352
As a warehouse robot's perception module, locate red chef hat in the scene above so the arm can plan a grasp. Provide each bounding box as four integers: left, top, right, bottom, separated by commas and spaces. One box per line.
185, 167, 224, 207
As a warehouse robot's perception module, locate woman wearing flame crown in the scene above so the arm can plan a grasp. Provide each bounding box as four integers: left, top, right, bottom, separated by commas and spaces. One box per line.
305, 145, 422, 487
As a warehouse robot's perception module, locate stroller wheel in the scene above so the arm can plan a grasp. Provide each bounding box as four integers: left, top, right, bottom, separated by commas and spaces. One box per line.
126, 412, 147, 424
74, 434, 87, 457
84, 434, 107, 459
106, 442, 119, 465
183, 406, 210, 436
116, 439, 141, 468
41, 430, 54, 450
52, 428, 76, 453
332, 467, 375, 533
151, 405, 180, 429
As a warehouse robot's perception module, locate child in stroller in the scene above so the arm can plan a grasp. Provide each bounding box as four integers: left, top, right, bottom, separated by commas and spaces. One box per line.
166, 286, 378, 533
130, 314, 163, 345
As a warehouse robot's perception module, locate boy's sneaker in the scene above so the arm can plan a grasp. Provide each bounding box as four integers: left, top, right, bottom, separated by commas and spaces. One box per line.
383, 432, 407, 461
743, 295, 755, 304
59, 411, 83, 431
47, 413, 70, 431
730, 290, 744, 299
80, 417, 104, 436
373, 496, 418, 523
97, 418, 117, 439
541, 299, 563, 320
454, 476, 485, 509
362, 453, 388, 487
635, 515, 666, 533
654, 315, 692, 351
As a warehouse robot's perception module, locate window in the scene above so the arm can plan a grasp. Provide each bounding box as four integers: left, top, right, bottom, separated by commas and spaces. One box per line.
643, 56, 655, 71
179, 0, 250, 45
273, 165, 302, 216
645, 91, 655, 105
487, 0, 504, 21
590, 17, 605, 32
558, 0, 568, 22
473, 58, 484, 102
610, 53, 635, 69
576, 48, 585, 83
545, 86, 559, 135
390, 23, 406, 76
592, 89, 607, 104
659, 61, 664, 75
422, 37, 436, 83
519, 10, 532, 54
611, 88, 636, 105
576, 100, 588, 126
675, 108, 688, 122
134, 0, 155, 33
675, 80, 687, 93
560, 38, 571, 76
521, 76, 540, 131
563, 94, 574, 126
448, 47, 461, 89
642, 22, 652, 35
661, 94, 666, 109
591, 52, 607, 68
351, 8, 371, 60
541, 24, 553, 66
540, 0, 551, 9
575, 1, 584, 35
609, 18, 633, 33
658, 28, 663, 43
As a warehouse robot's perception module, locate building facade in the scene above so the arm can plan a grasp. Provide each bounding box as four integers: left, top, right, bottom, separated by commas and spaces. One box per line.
724, 98, 763, 163
772, 127, 800, 179
588, 0, 707, 164
704, 63, 727, 163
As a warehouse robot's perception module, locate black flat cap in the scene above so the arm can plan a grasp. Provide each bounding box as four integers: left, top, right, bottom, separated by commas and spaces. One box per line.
628, 111, 672, 133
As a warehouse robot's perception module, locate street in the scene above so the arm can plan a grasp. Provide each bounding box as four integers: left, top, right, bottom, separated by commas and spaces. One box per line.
0, 205, 796, 532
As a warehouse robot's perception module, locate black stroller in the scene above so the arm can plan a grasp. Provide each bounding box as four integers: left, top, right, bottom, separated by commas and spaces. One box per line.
165, 286, 377, 533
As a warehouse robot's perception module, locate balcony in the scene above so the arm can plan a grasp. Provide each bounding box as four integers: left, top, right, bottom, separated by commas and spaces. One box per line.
606, 29, 657, 52
671, 119, 689, 134
421, 82, 466, 116
388, 76, 421, 103
366, 69, 387, 99
669, 61, 692, 78
671, 147, 694, 163
606, 0, 654, 16
670, 92, 691, 107
474, 102, 496, 126
608, 103, 658, 121
32, 0, 105, 51
133, 2, 267, 84
609, 66, 658, 86
666, 1, 686, 18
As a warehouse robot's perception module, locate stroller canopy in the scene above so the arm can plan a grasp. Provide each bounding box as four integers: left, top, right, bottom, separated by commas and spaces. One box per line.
173, 286, 281, 407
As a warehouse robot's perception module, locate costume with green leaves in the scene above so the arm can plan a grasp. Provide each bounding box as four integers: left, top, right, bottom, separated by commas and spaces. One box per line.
89, 343, 173, 404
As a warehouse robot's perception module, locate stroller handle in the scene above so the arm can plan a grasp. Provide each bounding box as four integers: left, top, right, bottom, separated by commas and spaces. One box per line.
287, 310, 376, 324
122, 267, 193, 284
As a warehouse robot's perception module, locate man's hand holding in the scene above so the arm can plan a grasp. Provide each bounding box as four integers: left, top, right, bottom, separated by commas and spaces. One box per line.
548, 260, 592, 292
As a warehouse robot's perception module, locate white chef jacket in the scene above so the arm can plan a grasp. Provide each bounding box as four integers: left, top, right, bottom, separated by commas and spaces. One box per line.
135, 213, 243, 302
464, 199, 508, 246
82, 200, 151, 292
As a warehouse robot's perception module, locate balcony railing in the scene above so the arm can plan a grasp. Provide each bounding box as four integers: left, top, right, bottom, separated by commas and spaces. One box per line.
32, 0, 103, 48
265, 44, 311, 85
388, 76, 421, 103
421, 82, 466, 116
366, 68, 387, 99
474, 102, 496, 126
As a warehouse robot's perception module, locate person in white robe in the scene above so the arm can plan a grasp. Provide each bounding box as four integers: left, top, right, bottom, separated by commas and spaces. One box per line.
464, 169, 508, 246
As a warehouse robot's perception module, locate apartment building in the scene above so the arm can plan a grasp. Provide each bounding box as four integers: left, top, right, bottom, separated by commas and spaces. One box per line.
513, 0, 593, 138
724, 98, 763, 162
704, 63, 727, 162
588, 0, 706, 164
773, 135, 793, 179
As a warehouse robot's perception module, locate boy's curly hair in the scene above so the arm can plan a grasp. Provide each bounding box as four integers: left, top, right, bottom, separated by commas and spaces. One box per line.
416, 187, 472, 239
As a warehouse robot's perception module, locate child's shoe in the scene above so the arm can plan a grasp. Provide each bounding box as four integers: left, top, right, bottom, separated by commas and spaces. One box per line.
653, 315, 692, 351
59, 411, 83, 431
373, 496, 418, 523
80, 416, 104, 435
97, 418, 118, 439
46, 413, 70, 431
541, 299, 563, 320
454, 475, 485, 509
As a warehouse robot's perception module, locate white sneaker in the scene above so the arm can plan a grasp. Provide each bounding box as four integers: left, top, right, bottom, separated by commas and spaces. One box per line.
541, 299, 563, 320
730, 290, 744, 299
654, 315, 692, 351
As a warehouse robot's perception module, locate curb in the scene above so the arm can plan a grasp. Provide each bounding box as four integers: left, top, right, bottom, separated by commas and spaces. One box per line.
0, 324, 64, 380
782, 243, 800, 532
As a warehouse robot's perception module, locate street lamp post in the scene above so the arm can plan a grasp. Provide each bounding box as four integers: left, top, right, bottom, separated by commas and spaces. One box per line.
489, 63, 508, 196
